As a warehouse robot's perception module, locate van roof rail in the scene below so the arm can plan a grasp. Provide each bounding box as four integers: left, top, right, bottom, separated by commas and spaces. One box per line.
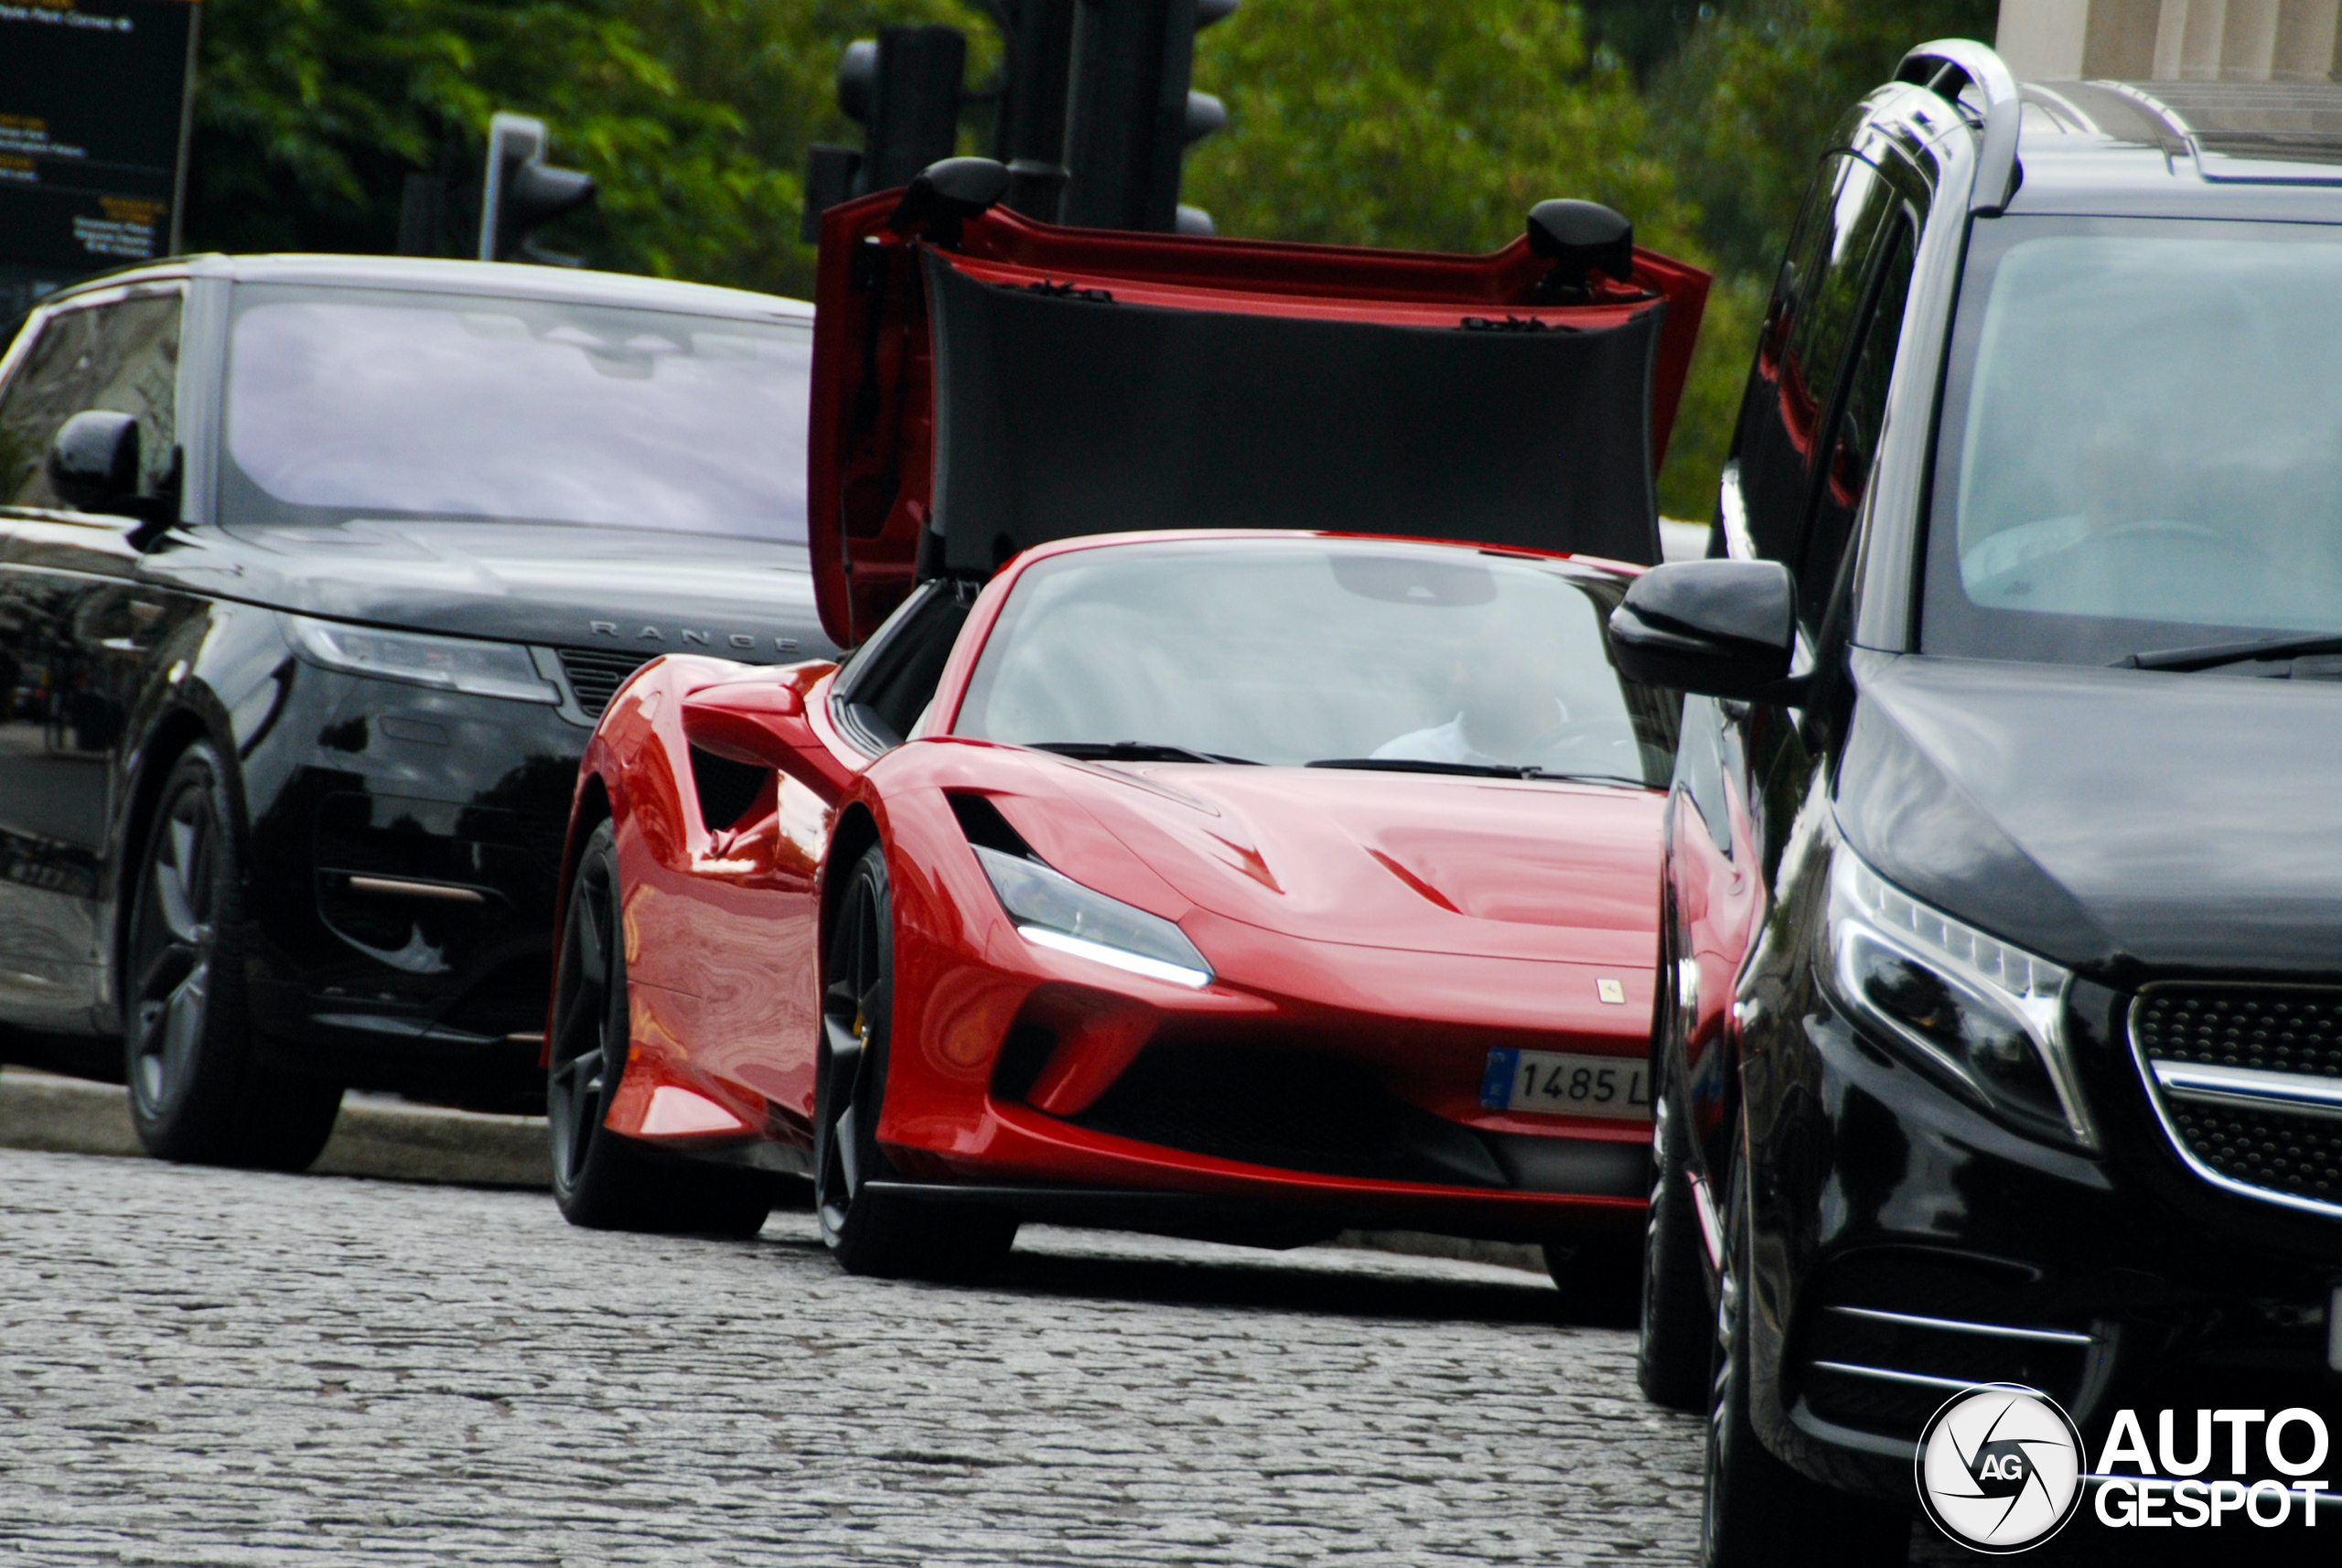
1896, 39, 2024, 216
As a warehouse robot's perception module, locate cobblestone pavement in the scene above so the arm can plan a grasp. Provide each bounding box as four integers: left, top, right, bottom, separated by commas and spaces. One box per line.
0, 1147, 1704, 1566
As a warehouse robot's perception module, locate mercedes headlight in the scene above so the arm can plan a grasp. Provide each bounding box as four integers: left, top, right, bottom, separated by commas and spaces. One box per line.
972, 845, 1212, 989
285, 614, 560, 704
1825, 848, 2094, 1150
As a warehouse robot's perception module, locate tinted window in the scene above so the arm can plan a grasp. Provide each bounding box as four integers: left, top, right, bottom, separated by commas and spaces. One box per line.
1799, 220, 1914, 618
0, 293, 180, 510
1921, 219, 2342, 663
220, 285, 811, 541
955, 541, 1679, 787
1735, 154, 1898, 565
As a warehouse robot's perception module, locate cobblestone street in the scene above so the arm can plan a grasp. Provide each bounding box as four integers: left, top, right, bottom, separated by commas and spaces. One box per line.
0, 1148, 1703, 1566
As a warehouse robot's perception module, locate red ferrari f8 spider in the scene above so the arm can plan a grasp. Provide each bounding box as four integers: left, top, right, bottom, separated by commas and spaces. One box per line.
543, 160, 1708, 1306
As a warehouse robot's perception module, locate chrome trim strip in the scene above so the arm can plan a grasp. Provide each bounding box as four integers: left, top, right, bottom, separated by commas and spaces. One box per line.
2130, 995, 2342, 1224
2154, 1059, 2342, 1119
1687, 1166, 1725, 1274
1808, 1359, 1978, 1392
344, 875, 487, 904
1824, 1305, 2093, 1346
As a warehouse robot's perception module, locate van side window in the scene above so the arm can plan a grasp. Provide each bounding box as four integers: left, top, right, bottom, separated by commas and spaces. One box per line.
1799, 221, 1916, 621
1734, 154, 1897, 569
0, 295, 182, 511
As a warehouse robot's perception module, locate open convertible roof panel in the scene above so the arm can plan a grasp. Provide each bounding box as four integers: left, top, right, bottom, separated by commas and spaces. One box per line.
807, 162, 1710, 647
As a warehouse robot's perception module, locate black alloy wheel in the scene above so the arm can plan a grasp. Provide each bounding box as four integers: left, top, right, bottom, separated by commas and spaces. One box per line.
124, 742, 343, 1169
815, 843, 1016, 1282
548, 820, 772, 1238
1700, 1140, 1909, 1568
1639, 1075, 1714, 1409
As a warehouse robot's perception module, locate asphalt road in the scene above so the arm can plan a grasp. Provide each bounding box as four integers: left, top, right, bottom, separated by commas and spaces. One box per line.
0, 1146, 1705, 1566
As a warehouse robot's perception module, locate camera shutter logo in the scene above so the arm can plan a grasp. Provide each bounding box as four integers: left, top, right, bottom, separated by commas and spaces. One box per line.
1917, 1384, 2086, 1552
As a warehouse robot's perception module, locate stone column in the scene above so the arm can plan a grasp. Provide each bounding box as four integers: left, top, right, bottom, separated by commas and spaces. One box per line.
1996, 0, 2340, 80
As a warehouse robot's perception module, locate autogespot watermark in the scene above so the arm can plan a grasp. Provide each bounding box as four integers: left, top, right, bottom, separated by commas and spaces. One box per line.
1917, 1385, 2333, 1552
1917, 1384, 2086, 1552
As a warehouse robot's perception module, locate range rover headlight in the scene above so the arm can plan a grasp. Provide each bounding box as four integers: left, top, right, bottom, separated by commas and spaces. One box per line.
1825, 848, 2094, 1150
972, 844, 1212, 989
285, 614, 560, 704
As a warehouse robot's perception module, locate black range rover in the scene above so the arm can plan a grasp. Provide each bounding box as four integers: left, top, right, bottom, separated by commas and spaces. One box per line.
1606, 41, 2342, 1565
0, 254, 833, 1167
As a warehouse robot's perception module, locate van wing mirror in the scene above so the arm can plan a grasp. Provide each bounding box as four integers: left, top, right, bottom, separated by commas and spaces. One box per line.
47, 410, 141, 513
1608, 559, 1805, 702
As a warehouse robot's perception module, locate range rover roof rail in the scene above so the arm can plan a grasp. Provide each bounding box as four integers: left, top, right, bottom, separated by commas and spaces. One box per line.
1896, 38, 2024, 216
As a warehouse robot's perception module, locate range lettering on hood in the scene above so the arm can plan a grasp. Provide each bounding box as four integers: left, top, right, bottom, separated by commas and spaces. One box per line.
587, 620, 802, 653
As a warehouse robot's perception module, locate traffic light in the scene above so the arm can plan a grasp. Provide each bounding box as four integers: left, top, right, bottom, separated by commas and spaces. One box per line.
478, 113, 596, 264
801, 27, 969, 242
1060, 0, 1234, 232
992, 0, 1078, 220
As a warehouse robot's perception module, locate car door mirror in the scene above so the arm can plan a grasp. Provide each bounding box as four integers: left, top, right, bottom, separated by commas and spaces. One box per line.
1607, 559, 1806, 703
681, 680, 807, 766
47, 410, 141, 513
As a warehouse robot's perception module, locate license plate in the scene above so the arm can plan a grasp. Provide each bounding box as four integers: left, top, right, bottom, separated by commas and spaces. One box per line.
1481, 1049, 1652, 1121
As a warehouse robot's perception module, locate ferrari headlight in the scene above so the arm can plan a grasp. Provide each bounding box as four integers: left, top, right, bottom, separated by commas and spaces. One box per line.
972, 845, 1212, 989
285, 614, 560, 704
1825, 848, 2094, 1150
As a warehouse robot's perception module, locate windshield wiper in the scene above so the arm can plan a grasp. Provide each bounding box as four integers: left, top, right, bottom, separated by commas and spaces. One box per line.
2115, 633, 2342, 672
1033, 741, 1258, 765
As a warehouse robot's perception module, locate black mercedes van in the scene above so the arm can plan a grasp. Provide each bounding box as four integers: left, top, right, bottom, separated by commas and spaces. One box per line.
1608, 41, 2342, 1565
0, 255, 833, 1168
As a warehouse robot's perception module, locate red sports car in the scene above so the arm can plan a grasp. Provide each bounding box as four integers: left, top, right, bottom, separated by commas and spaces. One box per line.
543, 160, 1708, 1307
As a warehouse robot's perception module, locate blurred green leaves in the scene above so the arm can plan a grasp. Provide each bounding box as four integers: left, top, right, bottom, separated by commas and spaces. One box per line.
185, 0, 1998, 521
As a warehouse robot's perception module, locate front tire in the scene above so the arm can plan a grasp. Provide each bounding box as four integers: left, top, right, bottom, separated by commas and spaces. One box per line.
547, 821, 772, 1238
1639, 1085, 1713, 1409
815, 844, 1016, 1282
1701, 1142, 1908, 1568
124, 742, 342, 1170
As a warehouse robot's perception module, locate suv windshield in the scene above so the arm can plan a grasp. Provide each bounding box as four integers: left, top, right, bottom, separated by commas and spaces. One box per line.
1921, 217, 2342, 664
221, 285, 811, 541
952, 539, 1679, 785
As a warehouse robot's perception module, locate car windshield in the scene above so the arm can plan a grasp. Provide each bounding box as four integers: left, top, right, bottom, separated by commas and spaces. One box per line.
220, 285, 811, 542
952, 540, 1679, 786
1921, 217, 2342, 664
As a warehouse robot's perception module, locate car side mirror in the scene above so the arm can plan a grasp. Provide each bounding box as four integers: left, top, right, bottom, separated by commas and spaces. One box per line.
680, 680, 807, 766
47, 410, 141, 513
1607, 560, 1806, 703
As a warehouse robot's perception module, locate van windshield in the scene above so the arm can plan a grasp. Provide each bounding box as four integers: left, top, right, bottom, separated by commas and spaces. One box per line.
221, 285, 811, 542
1921, 217, 2342, 665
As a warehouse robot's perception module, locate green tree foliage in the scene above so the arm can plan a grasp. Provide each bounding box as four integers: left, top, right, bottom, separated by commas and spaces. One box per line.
185, 0, 989, 295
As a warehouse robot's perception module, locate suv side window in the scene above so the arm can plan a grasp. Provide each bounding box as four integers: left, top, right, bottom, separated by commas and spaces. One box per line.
1734, 154, 1899, 569
0, 293, 183, 512
1799, 220, 1916, 620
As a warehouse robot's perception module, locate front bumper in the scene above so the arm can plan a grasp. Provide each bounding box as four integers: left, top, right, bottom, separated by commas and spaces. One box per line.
1743, 980, 2342, 1501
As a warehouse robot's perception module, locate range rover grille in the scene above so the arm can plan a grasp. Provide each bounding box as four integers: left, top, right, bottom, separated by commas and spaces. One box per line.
2135, 986, 2342, 1217
2135, 987, 2342, 1078
556, 649, 657, 719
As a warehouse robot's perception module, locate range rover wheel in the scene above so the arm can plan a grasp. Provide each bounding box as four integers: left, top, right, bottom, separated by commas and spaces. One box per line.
1638, 1084, 1713, 1409
815, 843, 1016, 1282
124, 742, 343, 1170
1701, 1142, 1909, 1568
548, 821, 772, 1238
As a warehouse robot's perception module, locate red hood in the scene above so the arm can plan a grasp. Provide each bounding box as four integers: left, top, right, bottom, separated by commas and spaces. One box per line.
992, 757, 1665, 971
807, 180, 1709, 648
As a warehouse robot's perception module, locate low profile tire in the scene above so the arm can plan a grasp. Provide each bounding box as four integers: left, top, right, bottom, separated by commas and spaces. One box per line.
1701, 1143, 1908, 1568
124, 742, 342, 1170
1639, 1085, 1714, 1410
1544, 1230, 1642, 1326
547, 821, 772, 1239
815, 844, 1017, 1283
